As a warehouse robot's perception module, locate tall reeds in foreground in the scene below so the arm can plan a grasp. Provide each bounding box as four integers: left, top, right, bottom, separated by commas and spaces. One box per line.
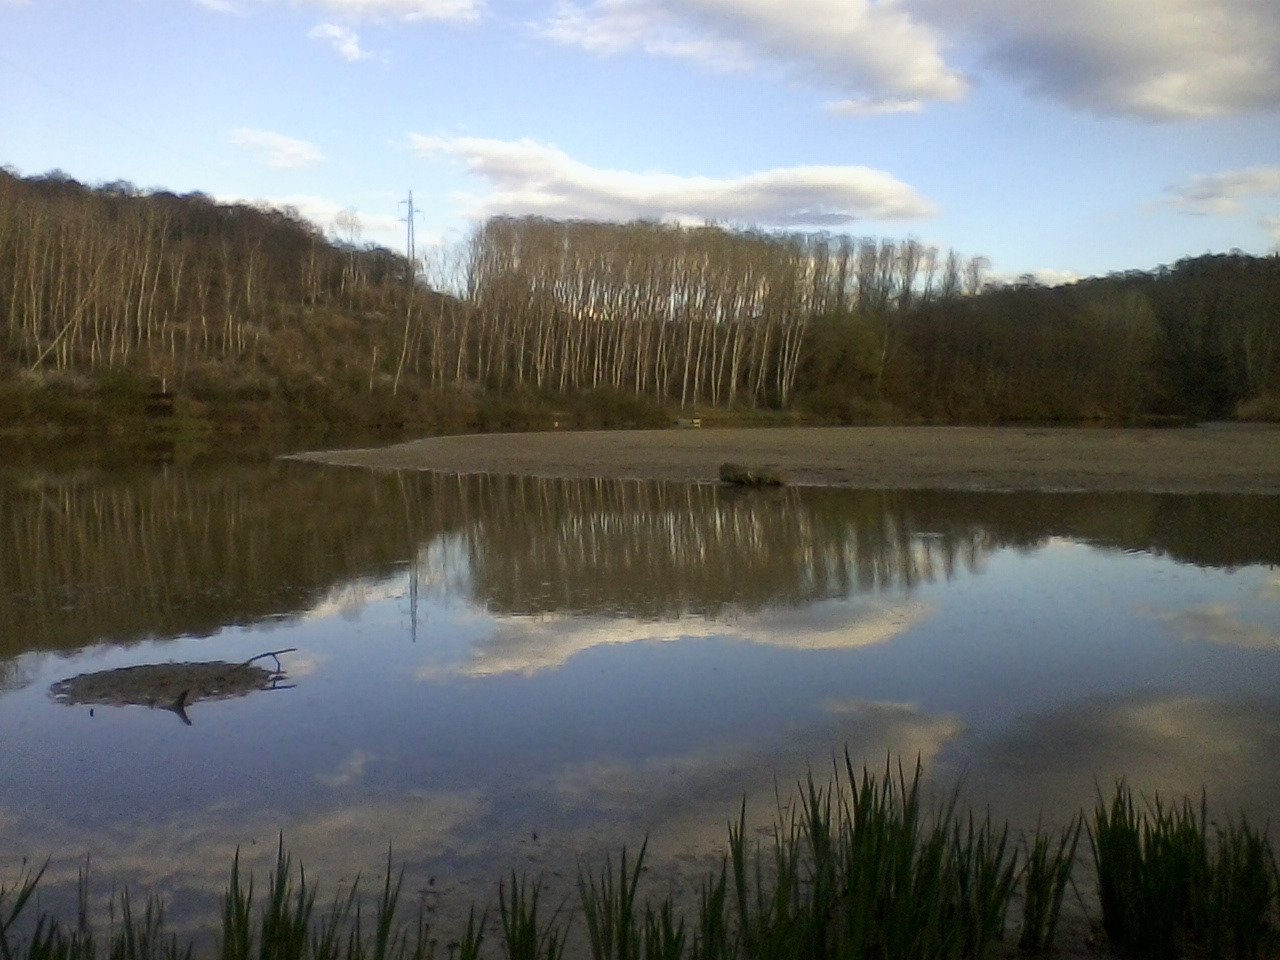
576, 841, 646, 960
498, 874, 567, 960
2, 764, 1278, 960
1017, 816, 1081, 955
1090, 781, 1279, 960
762, 757, 1018, 960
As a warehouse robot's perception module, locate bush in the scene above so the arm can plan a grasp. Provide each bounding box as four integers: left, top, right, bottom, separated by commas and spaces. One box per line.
568, 388, 670, 430
1235, 394, 1280, 422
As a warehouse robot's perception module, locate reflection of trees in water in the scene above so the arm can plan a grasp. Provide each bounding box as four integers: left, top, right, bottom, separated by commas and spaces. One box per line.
0, 464, 460, 660
889, 490, 1280, 570
457, 480, 1280, 618
455, 477, 989, 618
0, 656, 33, 693
3, 465, 1275, 665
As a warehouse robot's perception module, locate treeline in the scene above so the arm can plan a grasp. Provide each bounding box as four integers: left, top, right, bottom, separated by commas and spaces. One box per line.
2, 168, 1277, 429
0, 168, 416, 382
867, 256, 1280, 422
465, 217, 984, 408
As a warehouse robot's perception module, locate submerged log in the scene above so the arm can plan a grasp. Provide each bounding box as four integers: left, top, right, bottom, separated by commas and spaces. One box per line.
718, 462, 787, 487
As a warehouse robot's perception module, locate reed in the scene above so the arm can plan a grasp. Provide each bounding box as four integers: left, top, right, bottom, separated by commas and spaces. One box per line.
576, 842, 645, 960
1016, 816, 1081, 955
497, 874, 567, 960
2, 766, 1277, 960
1089, 781, 1278, 959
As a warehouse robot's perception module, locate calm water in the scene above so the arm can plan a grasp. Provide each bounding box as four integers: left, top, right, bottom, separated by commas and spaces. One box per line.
2, 461, 1279, 932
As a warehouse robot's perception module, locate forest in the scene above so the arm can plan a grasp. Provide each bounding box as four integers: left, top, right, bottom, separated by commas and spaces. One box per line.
1, 167, 1277, 441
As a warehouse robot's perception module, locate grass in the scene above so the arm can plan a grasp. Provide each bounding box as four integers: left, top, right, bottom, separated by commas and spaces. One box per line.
3, 764, 1277, 960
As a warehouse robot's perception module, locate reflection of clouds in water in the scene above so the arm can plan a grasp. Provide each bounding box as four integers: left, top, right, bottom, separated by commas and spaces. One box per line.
303, 578, 405, 623
0, 697, 954, 940
5, 789, 489, 931
283, 651, 329, 678
1161, 603, 1280, 652
315, 749, 375, 788
418, 599, 932, 679
1263, 575, 1280, 601
546, 699, 962, 861
736, 600, 932, 651
962, 694, 1280, 832
419, 616, 696, 679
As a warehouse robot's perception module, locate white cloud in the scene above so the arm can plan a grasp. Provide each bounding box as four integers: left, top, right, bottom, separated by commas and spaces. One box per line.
1264, 217, 1280, 248
193, 0, 481, 22
308, 22, 370, 60
411, 134, 936, 226
220, 193, 401, 237
214, 192, 409, 252
1164, 166, 1280, 215
825, 97, 926, 117
538, 0, 966, 113
918, 0, 1280, 119
304, 0, 481, 23
229, 128, 325, 169
988, 267, 1082, 288
1027, 268, 1081, 287
540, 0, 752, 70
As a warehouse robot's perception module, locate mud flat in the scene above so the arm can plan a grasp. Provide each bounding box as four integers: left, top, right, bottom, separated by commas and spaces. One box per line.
289, 423, 1280, 494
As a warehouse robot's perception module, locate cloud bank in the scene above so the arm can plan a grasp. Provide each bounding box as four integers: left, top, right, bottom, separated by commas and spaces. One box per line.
412, 134, 936, 226
539, 0, 966, 115
931, 0, 1280, 120
537, 0, 1280, 119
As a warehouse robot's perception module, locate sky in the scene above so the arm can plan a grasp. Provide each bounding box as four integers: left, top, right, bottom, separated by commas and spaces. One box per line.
2, 0, 1278, 282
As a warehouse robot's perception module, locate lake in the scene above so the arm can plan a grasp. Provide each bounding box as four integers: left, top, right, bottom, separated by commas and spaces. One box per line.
2, 459, 1278, 937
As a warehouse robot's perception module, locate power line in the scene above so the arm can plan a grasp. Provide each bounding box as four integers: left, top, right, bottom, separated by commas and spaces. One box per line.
398, 191, 422, 284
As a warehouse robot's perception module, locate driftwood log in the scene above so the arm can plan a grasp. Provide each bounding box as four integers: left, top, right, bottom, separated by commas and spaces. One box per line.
719, 462, 787, 487
49, 648, 296, 725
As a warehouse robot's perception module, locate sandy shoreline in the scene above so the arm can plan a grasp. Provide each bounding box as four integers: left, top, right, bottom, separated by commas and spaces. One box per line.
288, 423, 1280, 494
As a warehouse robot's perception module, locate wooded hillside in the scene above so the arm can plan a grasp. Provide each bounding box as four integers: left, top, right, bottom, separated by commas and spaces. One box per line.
2, 168, 1276, 435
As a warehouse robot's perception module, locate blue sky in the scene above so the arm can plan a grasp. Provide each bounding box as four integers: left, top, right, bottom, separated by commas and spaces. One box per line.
2, 0, 1278, 282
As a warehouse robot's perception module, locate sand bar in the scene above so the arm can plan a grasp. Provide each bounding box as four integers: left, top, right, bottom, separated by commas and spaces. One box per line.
289, 423, 1280, 494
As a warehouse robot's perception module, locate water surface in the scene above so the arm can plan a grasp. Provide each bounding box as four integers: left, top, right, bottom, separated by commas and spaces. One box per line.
2, 462, 1278, 932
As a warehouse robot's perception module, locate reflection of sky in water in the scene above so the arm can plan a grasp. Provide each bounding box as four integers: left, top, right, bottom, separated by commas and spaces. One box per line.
1, 481, 1278, 937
